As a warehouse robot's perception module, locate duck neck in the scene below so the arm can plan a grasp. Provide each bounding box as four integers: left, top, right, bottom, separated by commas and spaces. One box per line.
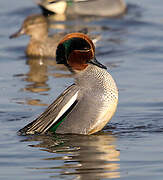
31, 28, 48, 41
74, 65, 109, 88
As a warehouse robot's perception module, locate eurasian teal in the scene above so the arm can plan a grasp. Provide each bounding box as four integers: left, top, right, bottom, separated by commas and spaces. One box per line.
18, 33, 118, 135
38, 0, 126, 17
9, 14, 66, 58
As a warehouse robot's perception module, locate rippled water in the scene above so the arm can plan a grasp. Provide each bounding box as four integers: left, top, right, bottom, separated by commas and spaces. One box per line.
1, 0, 163, 179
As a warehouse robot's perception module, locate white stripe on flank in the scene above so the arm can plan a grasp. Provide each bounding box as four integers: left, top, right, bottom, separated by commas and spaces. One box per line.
43, 91, 79, 132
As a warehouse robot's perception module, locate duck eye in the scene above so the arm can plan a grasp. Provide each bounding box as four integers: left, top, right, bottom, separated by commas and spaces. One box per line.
83, 47, 90, 50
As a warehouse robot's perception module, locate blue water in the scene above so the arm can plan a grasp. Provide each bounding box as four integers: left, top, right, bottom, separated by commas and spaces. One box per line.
1, 0, 163, 179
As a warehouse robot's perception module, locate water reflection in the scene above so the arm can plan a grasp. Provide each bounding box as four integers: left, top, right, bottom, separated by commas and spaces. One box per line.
24, 133, 120, 179
24, 57, 67, 91
48, 13, 67, 30
24, 58, 49, 93
20, 58, 67, 106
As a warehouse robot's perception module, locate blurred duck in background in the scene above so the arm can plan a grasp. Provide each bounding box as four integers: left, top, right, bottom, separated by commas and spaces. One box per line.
9, 14, 66, 58
38, 0, 126, 17
10, 14, 100, 58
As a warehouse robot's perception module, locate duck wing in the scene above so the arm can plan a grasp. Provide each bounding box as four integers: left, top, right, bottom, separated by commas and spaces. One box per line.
18, 84, 79, 135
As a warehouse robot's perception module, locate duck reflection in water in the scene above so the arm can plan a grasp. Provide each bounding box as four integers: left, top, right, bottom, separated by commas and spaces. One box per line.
21, 57, 68, 106
24, 58, 49, 94
23, 133, 120, 179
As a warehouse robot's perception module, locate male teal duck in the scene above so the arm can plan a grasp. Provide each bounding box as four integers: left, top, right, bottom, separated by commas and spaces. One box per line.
18, 33, 118, 135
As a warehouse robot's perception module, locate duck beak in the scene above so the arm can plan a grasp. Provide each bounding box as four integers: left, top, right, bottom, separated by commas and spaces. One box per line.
9, 27, 25, 39
89, 57, 107, 70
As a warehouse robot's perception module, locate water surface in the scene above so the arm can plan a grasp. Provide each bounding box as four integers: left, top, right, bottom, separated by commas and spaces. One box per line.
1, 0, 163, 179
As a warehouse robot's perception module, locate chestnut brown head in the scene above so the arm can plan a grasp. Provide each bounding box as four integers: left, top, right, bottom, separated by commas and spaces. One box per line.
56, 33, 106, 71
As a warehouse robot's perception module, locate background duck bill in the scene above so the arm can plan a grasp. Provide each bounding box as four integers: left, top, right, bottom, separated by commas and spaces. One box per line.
9, 28, 24, 39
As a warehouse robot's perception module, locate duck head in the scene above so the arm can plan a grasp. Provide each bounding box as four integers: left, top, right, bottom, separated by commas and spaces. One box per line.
10, 14, 48, 39
56, 33, 107, 72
